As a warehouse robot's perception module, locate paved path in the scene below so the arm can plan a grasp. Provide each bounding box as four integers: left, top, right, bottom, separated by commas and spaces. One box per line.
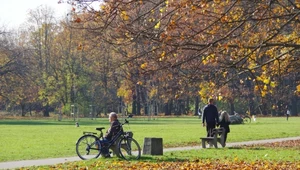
1, 136, 299, 170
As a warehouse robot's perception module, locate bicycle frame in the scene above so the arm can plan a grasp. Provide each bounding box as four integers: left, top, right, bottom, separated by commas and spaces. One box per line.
101, 129, 125, 148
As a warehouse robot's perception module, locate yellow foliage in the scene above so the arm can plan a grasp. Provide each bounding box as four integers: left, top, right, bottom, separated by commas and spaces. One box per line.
218, 95, 223, 101
261, 91, 266, 97
248, 62, 256, 70
256, 76, 262, 82
161, 51, 166, 57
202, 58, 208, 65
148, 18, 155, 22
198, 82, 216, 101
270, 81, 276, 88
263, 77, 270, 84
263, 85, 267, 91
223, 71, 227, 78
159, 7, 165, 13
154, 21, 161, 29
140, 63, 147, 69
120, 11, 129, 21
149, 88, 157, 98
254, 85, 259, 91
297, 85, 300, 93
165, 0, 169, 5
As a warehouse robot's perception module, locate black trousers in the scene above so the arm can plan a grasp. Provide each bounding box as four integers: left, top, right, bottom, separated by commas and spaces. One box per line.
206, 122, 216, 137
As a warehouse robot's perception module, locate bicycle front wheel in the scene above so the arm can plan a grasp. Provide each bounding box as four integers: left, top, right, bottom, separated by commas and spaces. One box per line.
76, 135, 101, 160
118, 137, 141, 160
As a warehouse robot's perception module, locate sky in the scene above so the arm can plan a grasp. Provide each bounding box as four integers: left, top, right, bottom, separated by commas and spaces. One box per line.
0, 0, 71, 28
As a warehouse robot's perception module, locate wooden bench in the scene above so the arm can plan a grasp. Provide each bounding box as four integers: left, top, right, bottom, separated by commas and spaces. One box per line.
200, 128, 225, 148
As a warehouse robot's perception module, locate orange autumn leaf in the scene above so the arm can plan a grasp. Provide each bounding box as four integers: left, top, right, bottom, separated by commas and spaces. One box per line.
74, 18, 81, 23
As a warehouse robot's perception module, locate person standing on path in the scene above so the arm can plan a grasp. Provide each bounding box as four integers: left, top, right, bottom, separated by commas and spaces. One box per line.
202, 98, 219, 137
286, 107, 290, 121
219, 111, 231, 145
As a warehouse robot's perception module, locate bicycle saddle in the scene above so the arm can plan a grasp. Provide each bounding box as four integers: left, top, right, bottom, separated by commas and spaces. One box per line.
96, 127, 105, 131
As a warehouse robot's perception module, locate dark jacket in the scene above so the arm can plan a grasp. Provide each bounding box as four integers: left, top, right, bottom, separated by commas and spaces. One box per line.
105, 120, 122, 140
219, 118, 230, 133
202, 104, 219, 124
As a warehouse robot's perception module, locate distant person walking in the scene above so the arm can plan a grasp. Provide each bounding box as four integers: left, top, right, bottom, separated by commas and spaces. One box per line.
219, 111, 231, 145
202, 98, 219, 137
198, 108, 202, 119
286, 108, 290, 121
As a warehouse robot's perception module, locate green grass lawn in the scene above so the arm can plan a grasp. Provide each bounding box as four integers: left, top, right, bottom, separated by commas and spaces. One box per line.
0, 116, 299, 162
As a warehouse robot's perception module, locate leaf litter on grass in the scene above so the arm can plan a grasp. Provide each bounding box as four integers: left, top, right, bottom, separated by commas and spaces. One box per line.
241, 139, 300, 149
21, 140, 300, 170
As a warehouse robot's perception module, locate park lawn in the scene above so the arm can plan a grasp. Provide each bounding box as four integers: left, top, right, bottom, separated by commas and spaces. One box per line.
0, 116, 299, 162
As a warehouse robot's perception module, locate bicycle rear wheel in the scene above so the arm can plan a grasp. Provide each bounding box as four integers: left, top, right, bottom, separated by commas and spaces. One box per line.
76, 135, 101, 160
243, 116, 251, 123
118, 137, 141, 160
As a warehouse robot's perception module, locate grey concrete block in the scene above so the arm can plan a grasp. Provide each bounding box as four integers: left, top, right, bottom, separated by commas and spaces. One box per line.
143, 137, 163, 155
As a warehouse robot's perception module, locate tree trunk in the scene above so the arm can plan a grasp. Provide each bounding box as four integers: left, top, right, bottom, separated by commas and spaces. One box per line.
137, 99, 141, 115
229, 99, 235, 115
154, 101, 158, 115
248, 96, 255, 116
144, 103, 149, 116
291, 96, 298, 116
195, 96, 199, 116
21, 103, 26, 117
186, 97, 190, 115
164, 103, 169, 115
179, 99, 185, 115
43, 103, 50, 117
132, 94, 137, 115
164, 100, 172, 115
174, 100, 180, 115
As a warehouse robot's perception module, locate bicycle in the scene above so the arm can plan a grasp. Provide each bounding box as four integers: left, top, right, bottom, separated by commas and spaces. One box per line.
234, 111, 251, 123
75, 119, 141, 160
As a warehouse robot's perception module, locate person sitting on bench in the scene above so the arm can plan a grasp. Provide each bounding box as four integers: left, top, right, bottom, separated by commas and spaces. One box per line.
101, 112, 123, 157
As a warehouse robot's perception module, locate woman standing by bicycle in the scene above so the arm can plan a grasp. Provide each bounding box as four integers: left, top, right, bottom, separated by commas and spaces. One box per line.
219, 111, 231, 146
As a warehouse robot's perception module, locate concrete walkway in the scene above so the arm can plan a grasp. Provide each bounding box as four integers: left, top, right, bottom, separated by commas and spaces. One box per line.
1, 136, 299, 170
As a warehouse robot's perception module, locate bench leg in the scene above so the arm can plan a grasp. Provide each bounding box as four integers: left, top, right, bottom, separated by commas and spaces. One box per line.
201, 140, 206, 148
213, 141, 218, 148
217, 138, 225, 147
212, 135, 218, 148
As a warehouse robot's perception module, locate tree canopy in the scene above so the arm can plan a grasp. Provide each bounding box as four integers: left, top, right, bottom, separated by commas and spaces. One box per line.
0, 0, 299, 117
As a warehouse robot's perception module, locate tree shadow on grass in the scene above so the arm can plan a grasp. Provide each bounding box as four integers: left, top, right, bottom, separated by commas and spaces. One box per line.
137, 155, 188, 162
0, 120, 75, 126
228, 146, 266, 150
0, 119, 108, 126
